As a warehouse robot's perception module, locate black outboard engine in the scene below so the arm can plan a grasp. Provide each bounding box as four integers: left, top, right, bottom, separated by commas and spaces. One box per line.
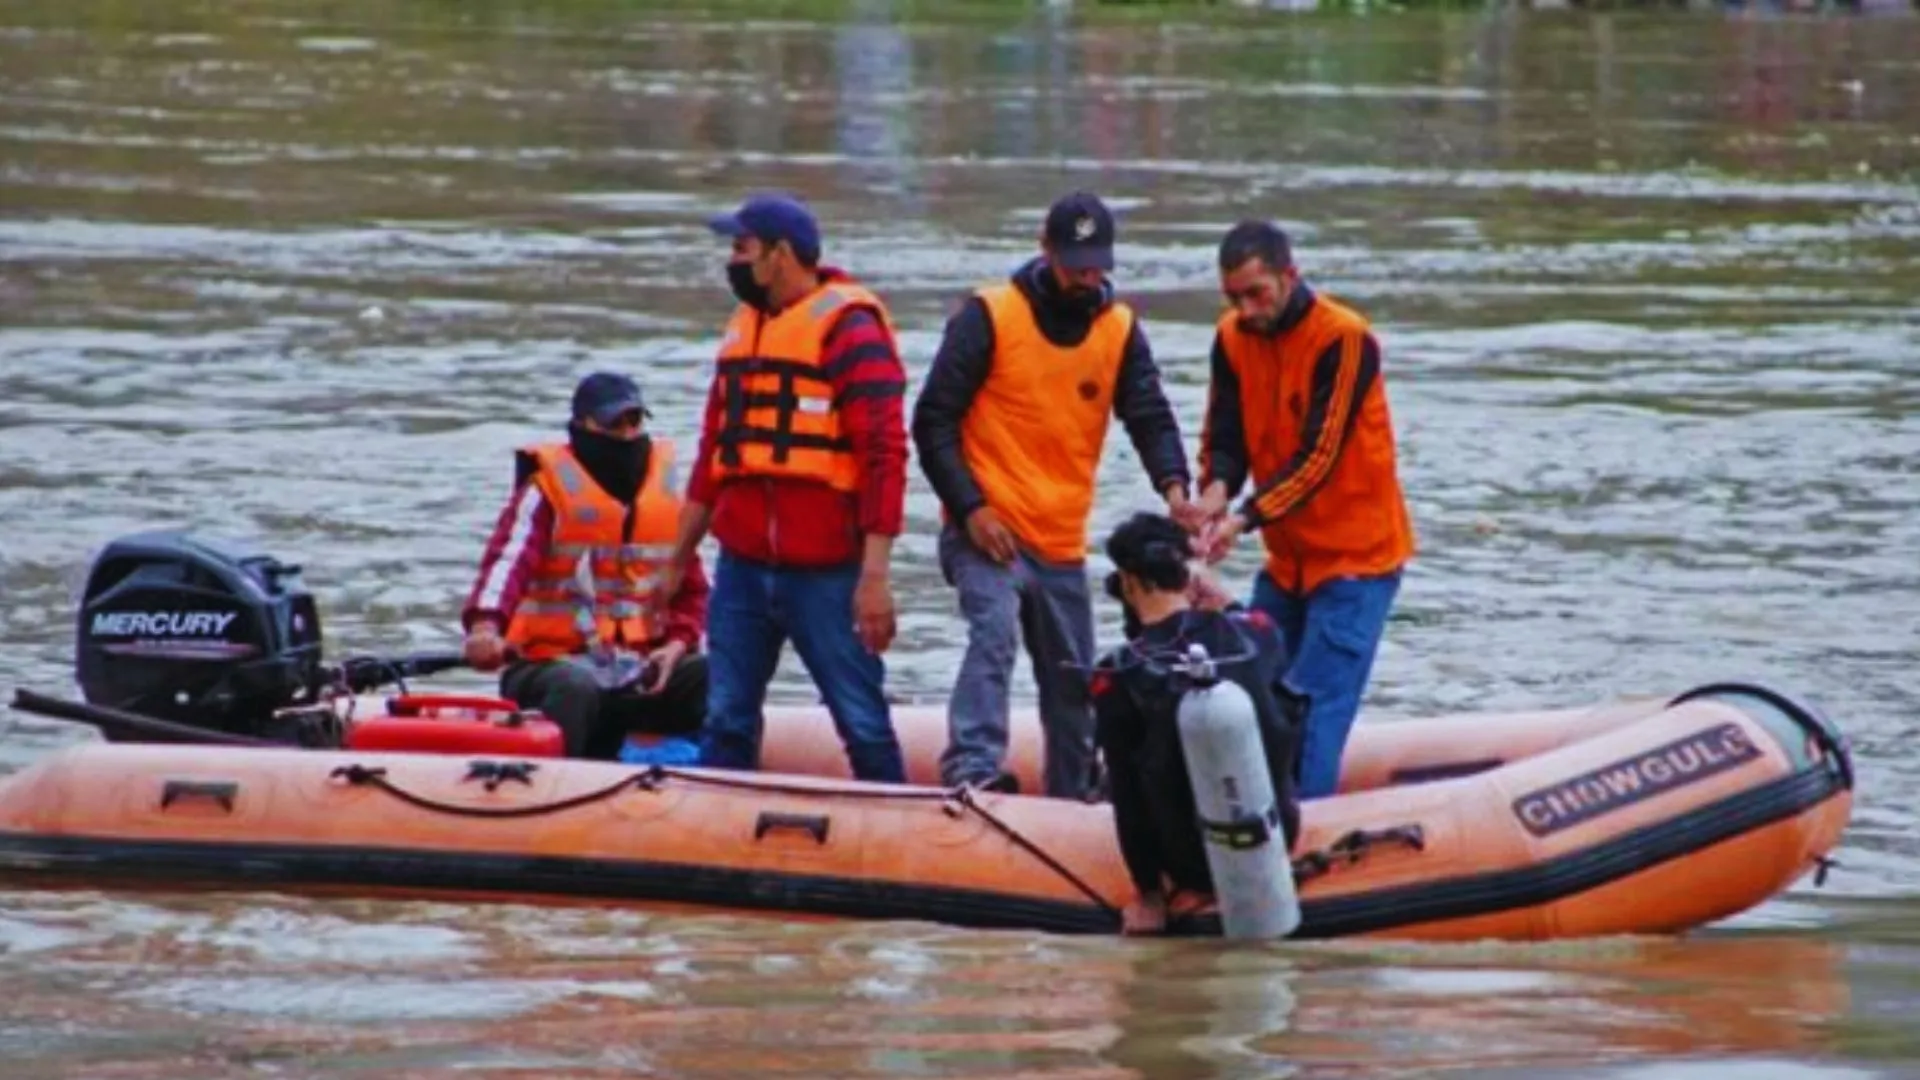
75, 530, 325, 737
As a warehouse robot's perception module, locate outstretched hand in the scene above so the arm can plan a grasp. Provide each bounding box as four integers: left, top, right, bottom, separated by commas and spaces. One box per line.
1197, 514, 1246, 565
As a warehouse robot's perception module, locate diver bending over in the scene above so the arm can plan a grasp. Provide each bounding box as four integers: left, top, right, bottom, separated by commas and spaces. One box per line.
1091, 512, 1305, 935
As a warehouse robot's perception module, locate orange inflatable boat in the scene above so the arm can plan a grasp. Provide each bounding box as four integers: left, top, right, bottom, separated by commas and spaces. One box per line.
0, 681, 1852, 940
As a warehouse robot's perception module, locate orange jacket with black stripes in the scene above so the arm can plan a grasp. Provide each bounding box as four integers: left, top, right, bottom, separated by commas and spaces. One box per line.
1200, 285, 1415, 596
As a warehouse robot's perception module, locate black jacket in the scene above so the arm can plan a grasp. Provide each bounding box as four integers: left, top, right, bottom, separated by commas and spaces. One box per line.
912, 257, 1191, 523
1092, 607, 1302, 896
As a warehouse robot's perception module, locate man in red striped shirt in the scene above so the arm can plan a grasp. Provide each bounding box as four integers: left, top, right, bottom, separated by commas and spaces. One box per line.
660, 193, 909, 783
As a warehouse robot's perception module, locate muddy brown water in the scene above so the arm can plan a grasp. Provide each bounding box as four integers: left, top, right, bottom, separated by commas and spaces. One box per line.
2, 3, 1918, 1077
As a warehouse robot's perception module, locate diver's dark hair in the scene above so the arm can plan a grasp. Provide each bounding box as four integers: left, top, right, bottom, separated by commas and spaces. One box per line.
1104, 512, 1193, 594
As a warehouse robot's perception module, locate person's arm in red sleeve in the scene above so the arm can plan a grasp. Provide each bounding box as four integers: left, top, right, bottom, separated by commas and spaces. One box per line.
824, 307, 909, 545
661, 549, 709, 652
682, 376, 724, 511
824, 304, 907, 652
667, 375, 725, 607
461, 482, 554, 633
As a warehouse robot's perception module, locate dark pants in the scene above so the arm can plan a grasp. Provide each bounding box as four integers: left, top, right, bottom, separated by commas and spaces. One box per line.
935, 524, 1098, 800
500, 652, 708, 760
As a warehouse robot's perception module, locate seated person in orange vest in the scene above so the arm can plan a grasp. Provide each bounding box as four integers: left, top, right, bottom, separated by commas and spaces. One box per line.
912, 191, 1196, 800
1194, 220, 1414, 799
459, 372, 710, 759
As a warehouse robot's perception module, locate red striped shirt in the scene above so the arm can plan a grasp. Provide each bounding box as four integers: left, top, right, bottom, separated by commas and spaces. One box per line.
686, 268, 909, 568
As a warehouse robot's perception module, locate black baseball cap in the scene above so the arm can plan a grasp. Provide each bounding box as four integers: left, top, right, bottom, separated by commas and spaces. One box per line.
707, 193, 823, 266
1043, 191, 1116, 272
571, 371, 650, 425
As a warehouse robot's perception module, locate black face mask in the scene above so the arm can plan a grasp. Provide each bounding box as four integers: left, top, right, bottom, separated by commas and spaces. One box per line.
727, 261, 770, 310
568, 424, 649, 504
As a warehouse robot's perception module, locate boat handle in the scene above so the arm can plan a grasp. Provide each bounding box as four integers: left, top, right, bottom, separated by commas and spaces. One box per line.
754, 811, 830, 845
159, 780, 239, 812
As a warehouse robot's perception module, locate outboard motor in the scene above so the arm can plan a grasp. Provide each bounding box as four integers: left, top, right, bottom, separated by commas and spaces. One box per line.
74, 530, 325, 737
1174, 642, 1304, 940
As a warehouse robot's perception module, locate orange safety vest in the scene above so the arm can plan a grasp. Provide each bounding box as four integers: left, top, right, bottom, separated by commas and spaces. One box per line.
958, 283, 1135, 563
710, 281, 895, 495
1215, 293, 1415, 595
504, 439, 682, 662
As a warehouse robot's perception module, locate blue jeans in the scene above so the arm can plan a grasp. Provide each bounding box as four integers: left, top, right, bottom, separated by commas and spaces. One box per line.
1248, 569, 1401, 799
697, 551, 906, 784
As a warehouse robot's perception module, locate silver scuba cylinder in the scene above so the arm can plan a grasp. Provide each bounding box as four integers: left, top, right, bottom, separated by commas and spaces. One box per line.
1174, 642, 1303, 940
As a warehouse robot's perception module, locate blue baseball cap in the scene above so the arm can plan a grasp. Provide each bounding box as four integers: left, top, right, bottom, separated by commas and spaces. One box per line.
571, 371, 650, 425
707, 193, 822, 266
1044, 191, 1116, 272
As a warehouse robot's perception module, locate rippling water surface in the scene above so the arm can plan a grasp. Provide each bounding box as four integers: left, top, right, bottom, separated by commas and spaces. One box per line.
2, 2, 1918, 1076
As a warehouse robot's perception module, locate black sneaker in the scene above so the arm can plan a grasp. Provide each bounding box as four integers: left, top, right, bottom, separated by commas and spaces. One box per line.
959, 771, 1020, 795
982, 771, 1020, 794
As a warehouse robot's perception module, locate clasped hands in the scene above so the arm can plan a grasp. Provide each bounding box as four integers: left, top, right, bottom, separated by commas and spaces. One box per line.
1162, 482, 1244, 613
1165, 481, 1246, 567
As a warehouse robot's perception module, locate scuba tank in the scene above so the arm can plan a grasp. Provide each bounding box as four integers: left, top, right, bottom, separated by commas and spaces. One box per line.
1173, 642, 1303, 940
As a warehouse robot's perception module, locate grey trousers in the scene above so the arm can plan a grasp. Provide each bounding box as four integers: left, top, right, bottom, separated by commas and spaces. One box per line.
936, 524, 1099, 800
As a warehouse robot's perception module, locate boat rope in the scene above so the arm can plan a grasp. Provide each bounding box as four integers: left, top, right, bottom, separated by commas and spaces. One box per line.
324, 761, 1121, 917
944, 785, 1118, 917
328, 763, 655, 819
1290, 824, 1427, 885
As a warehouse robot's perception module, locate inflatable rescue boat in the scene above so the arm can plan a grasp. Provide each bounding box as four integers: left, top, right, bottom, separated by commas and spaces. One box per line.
0, 681, 1853, 940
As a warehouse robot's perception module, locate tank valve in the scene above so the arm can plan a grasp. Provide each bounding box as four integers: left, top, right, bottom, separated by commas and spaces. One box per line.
1179, 642, 1218, 685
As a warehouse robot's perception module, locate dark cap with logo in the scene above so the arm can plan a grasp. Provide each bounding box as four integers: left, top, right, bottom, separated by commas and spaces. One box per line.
571, 371, 650, 425
1043, 191, 1117, 272
707, 193, 822, 266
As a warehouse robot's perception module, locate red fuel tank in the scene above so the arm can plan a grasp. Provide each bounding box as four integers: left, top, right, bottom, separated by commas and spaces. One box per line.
344, 694, 565, 758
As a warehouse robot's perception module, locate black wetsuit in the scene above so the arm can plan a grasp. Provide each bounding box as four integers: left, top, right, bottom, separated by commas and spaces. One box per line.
1092, 607, 1303, 896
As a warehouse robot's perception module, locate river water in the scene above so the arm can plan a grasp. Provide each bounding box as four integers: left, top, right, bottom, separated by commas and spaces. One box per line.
2, 2, 1918, 1077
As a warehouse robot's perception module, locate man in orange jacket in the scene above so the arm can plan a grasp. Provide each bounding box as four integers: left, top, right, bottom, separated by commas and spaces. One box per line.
1195, 220, 1415, 799
914, 191, 1195, 800
460, 372, 710, 760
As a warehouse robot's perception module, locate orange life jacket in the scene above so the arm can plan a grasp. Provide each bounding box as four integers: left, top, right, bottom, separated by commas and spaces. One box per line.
504, 439, 682, 662
710, 281, 895, 495
958, 283, 1135, 563
1215, 293, 1415, 595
